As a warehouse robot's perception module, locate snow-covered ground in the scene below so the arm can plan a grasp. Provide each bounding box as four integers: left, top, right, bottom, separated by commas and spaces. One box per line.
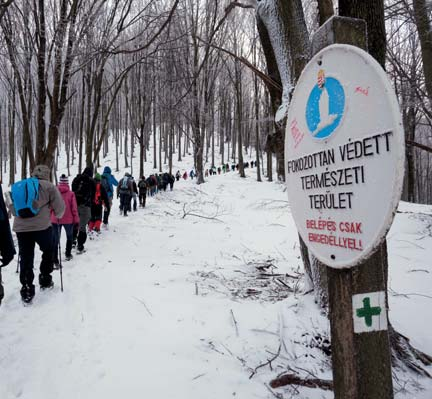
0, 150, 431, 398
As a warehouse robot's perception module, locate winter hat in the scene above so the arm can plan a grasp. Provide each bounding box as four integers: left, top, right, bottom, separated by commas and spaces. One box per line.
59, 174, 69, 184
103, 166, 111, 174
32, 164, 50, 180
94, 173, 101, 181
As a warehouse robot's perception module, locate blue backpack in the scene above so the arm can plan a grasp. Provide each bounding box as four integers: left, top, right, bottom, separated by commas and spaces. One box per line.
11, 177, 40, 218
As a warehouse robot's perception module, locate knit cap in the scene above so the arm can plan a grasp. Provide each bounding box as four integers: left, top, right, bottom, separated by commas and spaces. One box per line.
59, 174, 69, 184
94, 173, 101, 181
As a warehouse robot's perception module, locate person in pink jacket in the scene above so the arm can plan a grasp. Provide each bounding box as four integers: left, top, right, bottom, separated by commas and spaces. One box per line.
51, 174, 79, 264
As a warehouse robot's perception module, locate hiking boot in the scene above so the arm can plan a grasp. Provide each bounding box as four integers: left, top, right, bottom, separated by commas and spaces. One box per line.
65, 253, 73, 261
20, 284, 35, 303
53, 259, 60, 270
77, 246, 86, 255
39, 274, 54, 290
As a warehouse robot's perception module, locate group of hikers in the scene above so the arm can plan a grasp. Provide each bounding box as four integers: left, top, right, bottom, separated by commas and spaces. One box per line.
0, 164, 177, 305
178, 160, 258, 181
0, 159, 256, 305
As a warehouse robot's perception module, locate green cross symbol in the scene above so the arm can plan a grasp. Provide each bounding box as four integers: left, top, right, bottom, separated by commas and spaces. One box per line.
356, 297, 381, 327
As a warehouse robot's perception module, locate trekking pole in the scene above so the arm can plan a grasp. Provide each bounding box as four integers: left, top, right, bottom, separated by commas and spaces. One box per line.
57, 222, 64, 292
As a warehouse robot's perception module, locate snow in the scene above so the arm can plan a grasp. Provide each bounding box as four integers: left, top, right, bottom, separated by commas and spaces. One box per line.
0, 148, 432, 398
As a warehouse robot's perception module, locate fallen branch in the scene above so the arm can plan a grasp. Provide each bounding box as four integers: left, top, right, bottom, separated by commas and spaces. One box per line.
132, 296, 153, 317
230, 309, 239, 337
249, 344, 281, 379
269, 373, 333, 391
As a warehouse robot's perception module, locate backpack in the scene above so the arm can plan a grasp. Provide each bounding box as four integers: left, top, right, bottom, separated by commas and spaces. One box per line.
120, 177, 130, 192
94, 183, 102, 205
73, 175, 92, 206
101, 175, 111, 196
11, 177, 40, 218
138, 180, 147, 193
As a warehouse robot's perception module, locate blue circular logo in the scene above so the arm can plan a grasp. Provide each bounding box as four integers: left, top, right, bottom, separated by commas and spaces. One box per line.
305, 77, 345, 139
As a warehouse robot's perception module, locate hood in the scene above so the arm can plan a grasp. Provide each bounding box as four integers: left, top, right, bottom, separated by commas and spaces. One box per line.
103, 166, 111, 174
32, 165, 50, 180
83, 167, 93, 177
58, 182, 70, 193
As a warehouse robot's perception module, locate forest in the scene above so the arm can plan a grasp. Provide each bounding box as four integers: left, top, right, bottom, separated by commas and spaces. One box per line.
0, 0, 430, 204
1, 1, 432, 398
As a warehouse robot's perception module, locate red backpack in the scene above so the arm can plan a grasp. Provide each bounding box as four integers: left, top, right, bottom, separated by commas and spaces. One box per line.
94, 183, 102, 205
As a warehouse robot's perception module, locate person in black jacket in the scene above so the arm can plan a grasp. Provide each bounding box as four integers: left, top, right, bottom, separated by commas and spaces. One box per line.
0, 183, 16, 305
72, 166, 96, 253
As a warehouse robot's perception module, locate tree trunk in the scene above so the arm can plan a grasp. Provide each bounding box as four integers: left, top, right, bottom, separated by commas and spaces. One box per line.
317, 0, 334, 26
412, 0, 432, 106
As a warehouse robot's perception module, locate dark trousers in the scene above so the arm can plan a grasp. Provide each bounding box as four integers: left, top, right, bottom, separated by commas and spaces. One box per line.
119, 193, 131, 215
0, 269, 4, 303
52, 223, 74, 259
77, 205, 91, 250
103, 198, 112, 224
139, 192, 146, 207
16, 227, 54, 287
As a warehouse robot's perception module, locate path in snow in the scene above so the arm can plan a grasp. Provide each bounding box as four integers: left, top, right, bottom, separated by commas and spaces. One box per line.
1, 168, 432, 399
0, 171, 301, 399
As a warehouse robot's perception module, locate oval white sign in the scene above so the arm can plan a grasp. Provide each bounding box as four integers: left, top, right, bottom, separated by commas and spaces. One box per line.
285, 44, 405, 269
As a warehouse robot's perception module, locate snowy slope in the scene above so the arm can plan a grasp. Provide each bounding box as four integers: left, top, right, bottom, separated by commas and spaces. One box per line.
0, 151, 431, 398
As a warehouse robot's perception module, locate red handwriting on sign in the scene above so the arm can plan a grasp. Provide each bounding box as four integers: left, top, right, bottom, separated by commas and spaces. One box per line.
290, 119, 304, 148
355, 86, 369, 96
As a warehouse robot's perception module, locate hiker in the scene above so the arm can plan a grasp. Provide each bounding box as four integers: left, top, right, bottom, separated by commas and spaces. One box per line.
117, 173, 133, 216
175, 170, 181, 181
157, 174, 163, 192
138, 176, 147, 208
12, 165, 65, 303
51, 174, 79, 265
72, 166, 96, 254
189, 170, 195, 179
217, 167, 221, 175
146, 175, 154, 197
89, 173, 110, 233
0, 183, 16, 306
205, 169, 209, 177
101, 166, 118, 227
169, 174, 175, 191
131, 177, 138, 211
183, 171, 187, 180
162, 173, 170, 192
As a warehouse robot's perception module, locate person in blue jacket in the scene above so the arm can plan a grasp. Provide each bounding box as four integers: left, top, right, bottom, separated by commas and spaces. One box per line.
101, 166, 118, 227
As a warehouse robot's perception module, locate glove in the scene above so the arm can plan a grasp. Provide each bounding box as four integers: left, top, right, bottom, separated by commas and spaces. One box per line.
0, 253, 14, 267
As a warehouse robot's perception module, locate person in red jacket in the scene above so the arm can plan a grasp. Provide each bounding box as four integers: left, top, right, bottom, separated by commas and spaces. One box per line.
89, 173, 110, 233
51, 174, 79, 264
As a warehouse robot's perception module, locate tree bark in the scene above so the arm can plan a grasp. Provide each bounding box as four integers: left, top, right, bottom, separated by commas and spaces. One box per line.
412, 0, 432, 106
